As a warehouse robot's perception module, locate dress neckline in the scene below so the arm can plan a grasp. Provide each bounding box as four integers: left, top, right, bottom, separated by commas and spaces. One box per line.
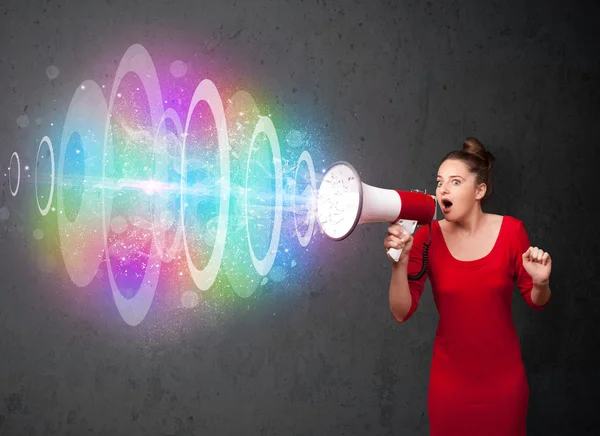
434, 216, 506, 266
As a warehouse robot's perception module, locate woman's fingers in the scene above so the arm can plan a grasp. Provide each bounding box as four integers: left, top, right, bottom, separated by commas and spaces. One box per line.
385, 235, 404, 249
542, 252, 551, 265
385, 233, 413, 249
387, 224, 404, 238
523, 246, 551, 265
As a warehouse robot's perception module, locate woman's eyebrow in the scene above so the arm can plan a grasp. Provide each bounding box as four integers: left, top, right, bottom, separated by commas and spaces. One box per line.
437, 175, 466, 180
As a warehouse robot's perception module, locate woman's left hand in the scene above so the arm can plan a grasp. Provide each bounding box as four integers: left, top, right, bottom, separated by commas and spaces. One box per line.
522, 246, 552, 285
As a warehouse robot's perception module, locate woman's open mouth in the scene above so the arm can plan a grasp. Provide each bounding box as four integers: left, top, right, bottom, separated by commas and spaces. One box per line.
441, 199, 453, 212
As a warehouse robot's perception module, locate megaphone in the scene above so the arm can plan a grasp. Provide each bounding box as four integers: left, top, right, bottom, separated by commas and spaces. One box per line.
316, 161, 437, 262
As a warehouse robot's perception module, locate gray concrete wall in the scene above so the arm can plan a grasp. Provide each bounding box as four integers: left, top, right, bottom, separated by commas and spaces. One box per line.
1, 0, 598, 434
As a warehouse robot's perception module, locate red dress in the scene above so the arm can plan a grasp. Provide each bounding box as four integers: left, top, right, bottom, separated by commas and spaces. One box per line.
405, 216, 549, 436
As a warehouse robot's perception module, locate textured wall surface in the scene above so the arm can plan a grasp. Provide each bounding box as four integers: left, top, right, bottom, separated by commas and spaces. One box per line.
1, 0, 599, 435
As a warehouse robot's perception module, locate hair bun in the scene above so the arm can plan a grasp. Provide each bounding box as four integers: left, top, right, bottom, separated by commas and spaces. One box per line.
463, 137, 495, 168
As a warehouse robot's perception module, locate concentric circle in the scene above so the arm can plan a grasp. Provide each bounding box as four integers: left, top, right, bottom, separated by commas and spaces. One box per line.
245, 116, 283, 277
102, 44, 164, 326
181, 79, 231, 291
35, 136, 55, 216
293, 150, 317, 247
57, 80, 111, 287
9, 152, 20, 197
221, 90, 263, 298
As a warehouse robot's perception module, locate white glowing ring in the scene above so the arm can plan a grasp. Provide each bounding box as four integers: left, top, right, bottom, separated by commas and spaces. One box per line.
293, 150, 317, 247
35, 136, 55, 216
245, 116, 283, 277
9, 152, 20, 197
102, 44, 164, 326
221, 90, 263, 299
57, 80, 110, 287
181, 79, 230, 291
152, 108, 184, 263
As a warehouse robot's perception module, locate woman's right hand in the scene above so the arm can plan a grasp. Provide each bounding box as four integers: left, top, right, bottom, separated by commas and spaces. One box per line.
384, 224, 414, 265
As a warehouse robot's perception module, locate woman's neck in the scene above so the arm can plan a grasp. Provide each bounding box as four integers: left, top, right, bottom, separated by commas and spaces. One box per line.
446, 207, 487, 237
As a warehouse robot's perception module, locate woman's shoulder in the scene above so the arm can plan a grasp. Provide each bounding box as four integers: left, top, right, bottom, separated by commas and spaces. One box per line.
496, 214, 525, 230
495, 215, 529, 246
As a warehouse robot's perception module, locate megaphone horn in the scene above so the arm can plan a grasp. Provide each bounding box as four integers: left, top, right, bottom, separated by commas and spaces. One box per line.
316, 161, 437, 262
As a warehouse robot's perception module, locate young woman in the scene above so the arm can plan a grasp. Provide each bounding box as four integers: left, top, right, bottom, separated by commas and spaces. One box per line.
384, 137, 552, 435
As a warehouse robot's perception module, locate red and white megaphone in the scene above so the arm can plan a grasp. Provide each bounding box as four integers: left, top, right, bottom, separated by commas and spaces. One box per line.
316, 161, 437, 262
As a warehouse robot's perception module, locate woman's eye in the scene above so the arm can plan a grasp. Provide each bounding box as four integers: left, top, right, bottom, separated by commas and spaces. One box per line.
452, 180, 460, 185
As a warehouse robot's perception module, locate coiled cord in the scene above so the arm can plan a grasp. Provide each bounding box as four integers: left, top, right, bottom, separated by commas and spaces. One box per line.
407, 223, 432, 281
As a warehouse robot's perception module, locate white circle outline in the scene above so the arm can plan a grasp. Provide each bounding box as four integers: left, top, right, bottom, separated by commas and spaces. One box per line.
181, 79, 230, 291
152, 108, 184, 263
57, 80, 111, 288
9, 152, 20, 197
35, 136, 55, 216
293, 150, 317, 247
244, 116, 283, 277
102, 44, 164, 326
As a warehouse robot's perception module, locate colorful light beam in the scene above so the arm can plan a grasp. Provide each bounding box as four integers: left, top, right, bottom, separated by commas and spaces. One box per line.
7, 43, 327, 326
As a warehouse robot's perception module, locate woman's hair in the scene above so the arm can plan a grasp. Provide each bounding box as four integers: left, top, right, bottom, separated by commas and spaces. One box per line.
441, 137, 495, 204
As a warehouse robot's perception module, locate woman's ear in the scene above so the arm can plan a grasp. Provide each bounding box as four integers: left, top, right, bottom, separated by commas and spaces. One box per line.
475, 183, 487, 200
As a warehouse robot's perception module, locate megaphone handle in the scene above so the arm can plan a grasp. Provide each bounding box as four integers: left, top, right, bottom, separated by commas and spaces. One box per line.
387, 219, 418, 262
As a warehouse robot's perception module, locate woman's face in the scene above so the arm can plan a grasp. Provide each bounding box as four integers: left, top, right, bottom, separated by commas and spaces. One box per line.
435, 159, 485, 221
